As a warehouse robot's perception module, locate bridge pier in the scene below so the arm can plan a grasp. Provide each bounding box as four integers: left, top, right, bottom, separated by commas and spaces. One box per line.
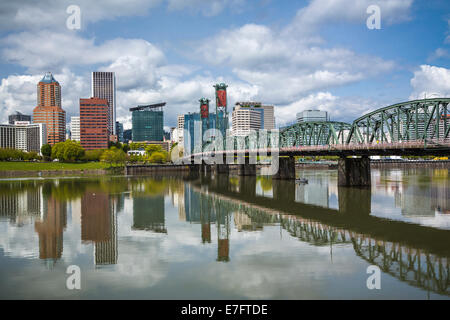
273, 156, 296, 180
237, 164, 256, 176
214, 164, 229, 175
338, 156, 371, 187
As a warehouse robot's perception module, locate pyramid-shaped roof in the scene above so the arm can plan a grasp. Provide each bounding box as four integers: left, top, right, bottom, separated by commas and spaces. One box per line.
40, 72, 59, 84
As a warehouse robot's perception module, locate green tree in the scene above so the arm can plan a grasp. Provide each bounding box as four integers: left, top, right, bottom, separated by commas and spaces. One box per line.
63, 141, 85, 162
149, 151, 166, 164
84, 149, 105, 161
145, 144, 163, 156
41, 144, 52, 160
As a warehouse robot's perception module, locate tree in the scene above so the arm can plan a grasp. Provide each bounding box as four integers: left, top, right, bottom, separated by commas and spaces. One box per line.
100, 148, 128, 167
84, 149, 105, 161
63, 141, 85, 162
41, 144, 52, 160
100, 149, 115, 166
145, 144, 163, 156
149, 151, 166, 164
51, 140, 85, 162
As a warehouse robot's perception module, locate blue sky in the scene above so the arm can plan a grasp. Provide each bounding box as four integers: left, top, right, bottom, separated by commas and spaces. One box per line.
0, 0, 449, 129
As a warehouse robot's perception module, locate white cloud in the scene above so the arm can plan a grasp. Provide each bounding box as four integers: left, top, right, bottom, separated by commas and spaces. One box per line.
0, 0, 163, 31
275, 92, 381, 126
409, 65, 450, 100
194, 21, 394, 104
286, 0, 413, 35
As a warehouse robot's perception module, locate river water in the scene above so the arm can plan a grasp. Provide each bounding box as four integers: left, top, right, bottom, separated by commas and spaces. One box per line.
0, 167, 449, 299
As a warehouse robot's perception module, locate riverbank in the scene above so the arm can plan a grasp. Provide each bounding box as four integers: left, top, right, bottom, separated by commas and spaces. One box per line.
0, 161, 116, 177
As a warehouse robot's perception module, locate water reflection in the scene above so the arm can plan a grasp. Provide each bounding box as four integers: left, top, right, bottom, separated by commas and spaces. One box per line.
0, 168, 448, 299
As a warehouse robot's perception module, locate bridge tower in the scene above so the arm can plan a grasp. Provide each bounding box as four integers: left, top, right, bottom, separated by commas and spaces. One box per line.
199, 98, 210, 147
214, 83, 228, 146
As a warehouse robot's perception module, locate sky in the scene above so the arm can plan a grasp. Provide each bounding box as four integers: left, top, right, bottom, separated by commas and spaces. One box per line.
0, 0, 449, 130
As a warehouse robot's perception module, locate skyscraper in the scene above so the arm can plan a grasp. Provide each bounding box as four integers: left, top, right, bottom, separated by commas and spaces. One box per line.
115, 121, 124, 142
70, 116, 80, 142
92, 71, 116, 135
80, 97, 109, 150
130, 103, 165, 142
32, 72, 66, 145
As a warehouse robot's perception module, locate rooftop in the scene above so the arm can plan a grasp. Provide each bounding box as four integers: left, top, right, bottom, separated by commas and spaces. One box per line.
40, 72, 59, 84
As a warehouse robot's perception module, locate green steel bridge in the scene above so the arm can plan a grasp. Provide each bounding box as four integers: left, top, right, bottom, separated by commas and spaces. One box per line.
187, 98, 450, 158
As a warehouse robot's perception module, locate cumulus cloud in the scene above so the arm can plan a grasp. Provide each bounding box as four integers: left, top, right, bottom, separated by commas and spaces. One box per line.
409, 65, 450, 100
275, 92, 381, 126
194, 21, 394, 104
286, 0, 413, 35
0, 0, 163, 31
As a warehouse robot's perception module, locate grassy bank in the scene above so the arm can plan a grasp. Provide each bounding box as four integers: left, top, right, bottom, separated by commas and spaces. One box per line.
0, 161, 109, 171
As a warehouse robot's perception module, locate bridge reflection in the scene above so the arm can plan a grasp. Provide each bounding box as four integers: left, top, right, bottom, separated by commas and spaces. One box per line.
188, 174, 450, 296
0, 176, 448, 295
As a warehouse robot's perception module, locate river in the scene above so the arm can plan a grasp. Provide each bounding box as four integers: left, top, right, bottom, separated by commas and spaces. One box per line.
0, 167, 449, 299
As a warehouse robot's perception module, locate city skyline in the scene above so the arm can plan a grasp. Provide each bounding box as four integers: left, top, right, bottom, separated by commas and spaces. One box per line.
0, 1, 448, 131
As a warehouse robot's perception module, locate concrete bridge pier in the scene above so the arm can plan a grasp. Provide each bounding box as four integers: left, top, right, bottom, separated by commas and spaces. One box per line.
237, 161, 256, 176
273, 156, 296, 180
214, 164, 229, 175
338, 156, 371, 187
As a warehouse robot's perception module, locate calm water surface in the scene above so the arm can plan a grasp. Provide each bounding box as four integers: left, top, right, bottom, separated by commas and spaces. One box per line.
0, 168, 449, 299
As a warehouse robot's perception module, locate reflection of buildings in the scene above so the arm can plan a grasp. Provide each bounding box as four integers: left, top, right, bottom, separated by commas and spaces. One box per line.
34, 196, 67, 260
0, 186, 42, 225
132, 196, 167, 233
81, 192, 118, 265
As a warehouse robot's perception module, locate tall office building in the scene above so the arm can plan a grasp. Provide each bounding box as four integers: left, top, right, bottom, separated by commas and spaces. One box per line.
296, 110, 328, 123
231, 102, 262, 136
33, 72, 66, 145
0, 122, 47, 153
261, 105, 275, 130
80, 97, 109, 150
130, 103, 165, 142
115, 121, 124, 143
70, 116, 80, 142
92, 71, 116, 135
183, 112, 217, 154
9, 111, 31, 125
177, 115, 185, 145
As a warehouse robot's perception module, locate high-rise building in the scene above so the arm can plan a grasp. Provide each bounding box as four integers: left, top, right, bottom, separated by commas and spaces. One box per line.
123, 129, 132, 142
261, 105, 275, 130
130, 103, 165, 142
8, 111, 31, 125
0, 123, 47, 154
183, 112, 217, 155
115, 121, 124, 143
231, 102, 262, 136
70, 116, 80, 142
177, 115, 185, 145
32, 72, 66, 145
80, 97, 109, 150
92, 71, 116, 135
296, 110, 328, 123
